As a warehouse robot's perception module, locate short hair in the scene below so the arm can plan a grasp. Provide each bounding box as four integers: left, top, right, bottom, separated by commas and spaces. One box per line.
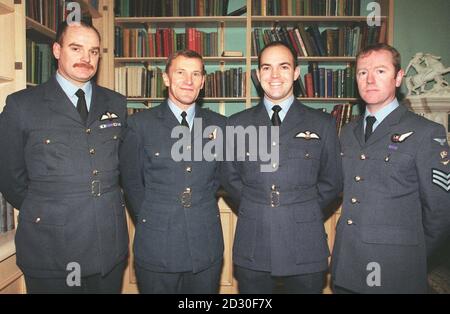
356, 43, 402, 75
258, 41, 298, 69
165, 50, 206, 75
55, 20, 101, 46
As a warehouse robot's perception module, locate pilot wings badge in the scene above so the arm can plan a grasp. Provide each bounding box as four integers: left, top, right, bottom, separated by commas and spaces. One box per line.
391, 131, 414, 143
100, 111, 119, 121
295, 131, 320, 140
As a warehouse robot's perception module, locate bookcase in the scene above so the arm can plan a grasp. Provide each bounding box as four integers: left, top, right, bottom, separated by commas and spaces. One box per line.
100, 0, 394, 294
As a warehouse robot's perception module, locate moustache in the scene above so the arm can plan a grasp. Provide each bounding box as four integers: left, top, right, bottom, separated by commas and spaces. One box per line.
74, 63, 94, 70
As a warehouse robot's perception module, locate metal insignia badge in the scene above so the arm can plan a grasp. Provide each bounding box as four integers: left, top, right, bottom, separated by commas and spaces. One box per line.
441, 151, 448, 159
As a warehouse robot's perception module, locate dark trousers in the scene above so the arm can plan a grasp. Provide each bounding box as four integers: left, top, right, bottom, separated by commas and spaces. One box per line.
135, 260, 223, 294
332, 285, 358, 294
235, 265, 325, 294
24, 259, 127, 294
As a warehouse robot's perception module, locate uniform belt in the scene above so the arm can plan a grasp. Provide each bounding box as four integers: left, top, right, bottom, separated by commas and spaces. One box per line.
145, 186, 217, 208
242, 185, 318, 207
28, 178, 120, 197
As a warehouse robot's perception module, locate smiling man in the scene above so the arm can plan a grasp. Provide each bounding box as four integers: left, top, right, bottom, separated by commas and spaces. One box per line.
222, 41, 342, 293
119, 50, 225, 294
0, 21, 128, 293
331, 43, 450, 294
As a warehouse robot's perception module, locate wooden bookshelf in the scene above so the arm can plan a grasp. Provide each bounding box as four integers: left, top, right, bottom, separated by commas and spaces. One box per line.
26, 17, 56, 42
0, 0, 13, 15
76, 0, 102, 19
115, 56, 247, 63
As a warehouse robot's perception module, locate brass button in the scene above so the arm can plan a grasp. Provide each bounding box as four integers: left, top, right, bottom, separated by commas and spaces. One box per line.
154, 152, 160, 157
340, 152, 344, 156
35, 217, 41, 223
92, 170, 99, 175
186, 166, 192, 173
187, 146, 191, 151
45, 139, 51, 144
351, 198, 358, 204
246, 152, 250, 157
186, 187, 191, 192
121, 203, 125, 208
113, 135, 118, 140
272, 141, 277, 146
271, 184, 276, 190
360, 154, 366, 160
142, 219, 146, 223
347, 219, 354, 225
305, 153, 311, 159
355, 176, 362, 182
272, 163, 277, 169
385, 156, 390, 162
89, 148, 95, 155
86, 128, 91, 134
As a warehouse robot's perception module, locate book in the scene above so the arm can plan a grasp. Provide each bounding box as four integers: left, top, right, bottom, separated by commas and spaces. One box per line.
227, 5, 246, 16
222, 51, 243, 57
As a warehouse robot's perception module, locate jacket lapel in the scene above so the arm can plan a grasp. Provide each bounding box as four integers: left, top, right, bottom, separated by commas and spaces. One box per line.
353, 116, 365, 148
279, 99, 306, 137
44, 76, 84, 125
157, 100, 184, 133
364, 105, 407, 147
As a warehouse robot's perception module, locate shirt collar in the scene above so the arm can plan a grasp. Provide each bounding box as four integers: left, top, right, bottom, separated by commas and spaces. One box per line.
364, 98, 399, 130
167, 99, 196, 129
56, 71, 92, 99
263, 95, 294, 122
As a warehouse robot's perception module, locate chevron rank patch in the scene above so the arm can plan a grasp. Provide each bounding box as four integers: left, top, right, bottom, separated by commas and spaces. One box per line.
432, 169, 450, 192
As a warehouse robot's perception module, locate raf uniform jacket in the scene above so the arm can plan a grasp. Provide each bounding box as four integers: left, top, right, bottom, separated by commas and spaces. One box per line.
331, 104, 450, 293
223, 100, 343, 276
0, 76, 129, 278
119, 101, 225, 273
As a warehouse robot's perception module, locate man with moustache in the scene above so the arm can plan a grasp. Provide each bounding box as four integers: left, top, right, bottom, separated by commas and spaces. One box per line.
222, 42, 342, 293
331, 43, 450, 293
120, 50, 225, 293
0, 21, 128, 293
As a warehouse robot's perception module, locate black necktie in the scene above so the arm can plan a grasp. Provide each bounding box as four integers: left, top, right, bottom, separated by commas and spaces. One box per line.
75, 89, 88, 124
271, 105, 282, 126
365, 116, 377, 142
181, 111, 189, 128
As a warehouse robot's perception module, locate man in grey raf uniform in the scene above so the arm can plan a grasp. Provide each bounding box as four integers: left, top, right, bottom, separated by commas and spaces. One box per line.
0, 21, 128, 293
222, 42, 343, 293
120, 50, 225, 294
331, 43, 450, 294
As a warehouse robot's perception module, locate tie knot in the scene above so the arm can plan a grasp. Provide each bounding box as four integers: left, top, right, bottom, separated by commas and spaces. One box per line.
181, 111, 187, 118
75, 89, 85, 98
366, 116, 376, 125
272, 105, 282, 113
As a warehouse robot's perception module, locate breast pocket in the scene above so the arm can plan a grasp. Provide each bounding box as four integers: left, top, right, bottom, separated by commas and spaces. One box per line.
25, 130, 76, 177
368, 150, 415, 193
97, 127, 121, 171
287, 144, 322, 185
144, 145, 175, 184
